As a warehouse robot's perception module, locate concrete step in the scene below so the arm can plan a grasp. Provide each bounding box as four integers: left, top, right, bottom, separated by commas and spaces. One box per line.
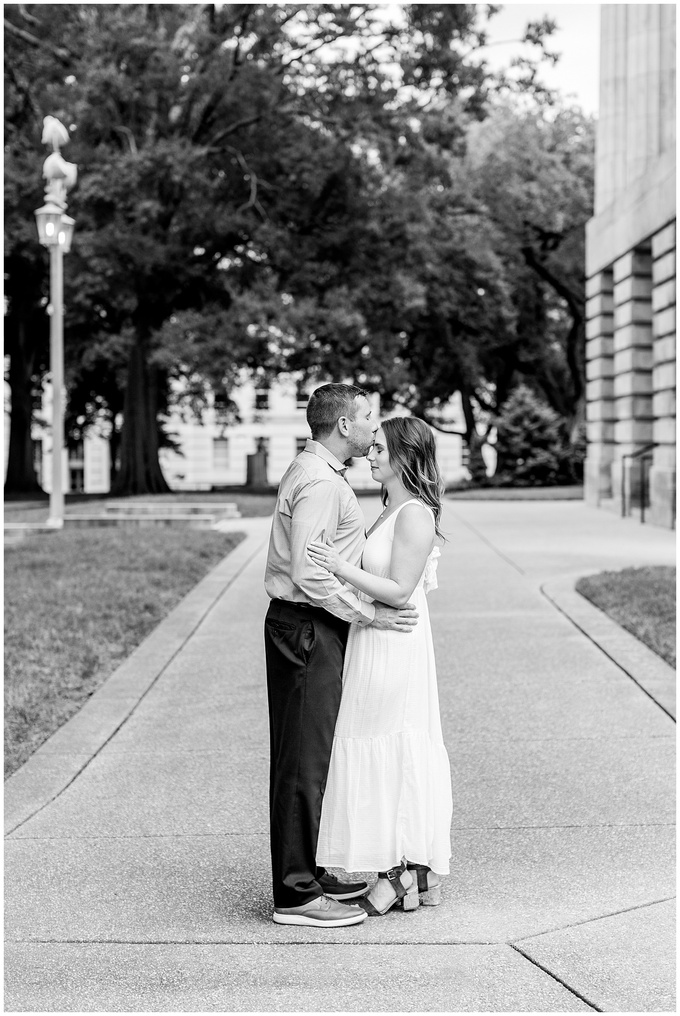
104, 502, 241, 518
4, 523, 60, 544
63, 515, 218, 529
4, 529, 29, 545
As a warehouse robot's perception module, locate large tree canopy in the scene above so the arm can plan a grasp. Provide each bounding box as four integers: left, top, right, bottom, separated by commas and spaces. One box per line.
4, 3, 590, 494
467, 103, 594, 426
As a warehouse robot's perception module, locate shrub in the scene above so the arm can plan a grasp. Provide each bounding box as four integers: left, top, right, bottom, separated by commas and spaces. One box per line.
494, 384, 582, 486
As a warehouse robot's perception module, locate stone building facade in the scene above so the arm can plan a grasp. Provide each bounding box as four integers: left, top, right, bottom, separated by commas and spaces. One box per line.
22, 376, 469, 495
585, 4, 676, 527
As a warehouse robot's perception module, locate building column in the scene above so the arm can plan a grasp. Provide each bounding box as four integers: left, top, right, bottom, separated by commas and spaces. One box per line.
611, 246, 654, 511
584, 269, 615, 503
649, 221, 676, 527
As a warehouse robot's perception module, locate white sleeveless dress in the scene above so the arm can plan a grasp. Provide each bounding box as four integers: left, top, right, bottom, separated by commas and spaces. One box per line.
316, 499, 453, 875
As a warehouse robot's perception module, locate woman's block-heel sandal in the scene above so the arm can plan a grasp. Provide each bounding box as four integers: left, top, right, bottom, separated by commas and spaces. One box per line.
407, 863, 442, 906
357, 863, 419, 916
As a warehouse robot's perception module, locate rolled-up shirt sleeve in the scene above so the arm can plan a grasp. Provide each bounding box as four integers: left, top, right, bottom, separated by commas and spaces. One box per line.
289, 480, 376, 626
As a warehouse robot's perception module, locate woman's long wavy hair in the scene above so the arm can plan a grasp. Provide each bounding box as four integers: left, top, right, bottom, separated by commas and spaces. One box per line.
381, 416, 446, 540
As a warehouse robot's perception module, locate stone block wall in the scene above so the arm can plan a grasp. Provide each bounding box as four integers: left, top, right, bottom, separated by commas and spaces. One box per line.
650, 223, 676, 526
610, 246, 653, 509
584, 5, 675, 528
585, 225, 675, 525
585, 271, 615, 498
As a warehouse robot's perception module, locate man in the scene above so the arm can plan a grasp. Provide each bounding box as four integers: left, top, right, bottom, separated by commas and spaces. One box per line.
264, 383, 418, 927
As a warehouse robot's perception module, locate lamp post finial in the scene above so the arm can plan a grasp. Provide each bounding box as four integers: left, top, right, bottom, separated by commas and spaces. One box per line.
41, 115, 70, 153
40, 116, 77, 211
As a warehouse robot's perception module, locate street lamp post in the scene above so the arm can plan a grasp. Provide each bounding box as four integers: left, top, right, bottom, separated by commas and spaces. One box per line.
34, 117, 77, 528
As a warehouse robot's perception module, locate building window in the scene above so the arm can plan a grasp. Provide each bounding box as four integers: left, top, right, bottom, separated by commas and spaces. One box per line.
213, 437, 230, 471
296, 437, 308, 455
254, 386, 269, 411
67, 439, 85, 492
213, 386, 229, 412
69, 467, 84, 493
296, 382, 309, 410
68, 439, 84, 464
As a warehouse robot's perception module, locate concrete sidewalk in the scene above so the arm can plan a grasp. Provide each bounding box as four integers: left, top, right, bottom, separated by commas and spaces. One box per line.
5, 501, 675, 1012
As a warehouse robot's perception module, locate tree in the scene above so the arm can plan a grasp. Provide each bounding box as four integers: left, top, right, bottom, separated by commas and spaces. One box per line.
4, 3, 566, 493
467, 102, 595, 431
3, 4, 74, 493
494, 383, 576, 485
3, 208, 49, 494
355, 96, 595, 477
267, 15, 587, 463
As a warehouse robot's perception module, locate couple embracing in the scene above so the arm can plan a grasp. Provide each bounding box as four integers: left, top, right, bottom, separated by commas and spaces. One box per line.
264, 383, 453, 927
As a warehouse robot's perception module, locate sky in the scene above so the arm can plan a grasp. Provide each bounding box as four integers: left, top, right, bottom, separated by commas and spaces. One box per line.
480, 4, 601, 115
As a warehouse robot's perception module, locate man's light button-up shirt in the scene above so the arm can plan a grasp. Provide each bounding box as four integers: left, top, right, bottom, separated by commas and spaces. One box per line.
264, 439, 376, 626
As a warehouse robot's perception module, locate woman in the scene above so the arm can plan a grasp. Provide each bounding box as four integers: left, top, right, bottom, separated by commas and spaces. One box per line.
308, 416, 453, 916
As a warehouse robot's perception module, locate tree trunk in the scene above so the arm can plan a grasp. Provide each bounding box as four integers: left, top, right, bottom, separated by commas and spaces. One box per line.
108, 411, 121, 490
520, 244, 585, 417
112, 334, 171, 495
460, 385, 488, 483
4, 319, 44, 495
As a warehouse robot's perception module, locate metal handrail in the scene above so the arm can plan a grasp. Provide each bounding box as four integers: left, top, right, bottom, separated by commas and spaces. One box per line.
625, 442, 657, 461
621, 443, 657, 519
639, 453, 654, 524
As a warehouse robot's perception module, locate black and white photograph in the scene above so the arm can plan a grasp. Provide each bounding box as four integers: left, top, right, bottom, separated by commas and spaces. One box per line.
4, 2, 676, 1012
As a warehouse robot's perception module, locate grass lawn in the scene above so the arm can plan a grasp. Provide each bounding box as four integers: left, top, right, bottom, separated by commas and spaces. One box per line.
5, 528, 245, 778
576, 566, 676, 667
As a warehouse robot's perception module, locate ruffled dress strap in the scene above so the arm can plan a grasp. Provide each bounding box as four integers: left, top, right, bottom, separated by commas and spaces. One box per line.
388, 498, 433, 521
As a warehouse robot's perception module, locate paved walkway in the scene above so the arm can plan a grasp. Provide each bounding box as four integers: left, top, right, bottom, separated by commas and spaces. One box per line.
5, 501, 676, 1012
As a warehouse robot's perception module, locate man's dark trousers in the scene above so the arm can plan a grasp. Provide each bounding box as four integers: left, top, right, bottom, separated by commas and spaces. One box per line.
264, 598, 350, 908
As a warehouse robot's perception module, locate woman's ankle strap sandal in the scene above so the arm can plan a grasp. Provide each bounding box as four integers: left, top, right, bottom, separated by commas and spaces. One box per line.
406, 863, 430, 893
358, 863, 419, 916
381, 865, 409, 900
406, 863, 442, 906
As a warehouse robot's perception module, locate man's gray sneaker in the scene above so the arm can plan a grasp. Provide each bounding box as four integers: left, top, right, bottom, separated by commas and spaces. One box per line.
273, 894, 367, 927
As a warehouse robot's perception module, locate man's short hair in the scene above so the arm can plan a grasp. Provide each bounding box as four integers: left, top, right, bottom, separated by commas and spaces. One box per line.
306, 383, 370, 440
